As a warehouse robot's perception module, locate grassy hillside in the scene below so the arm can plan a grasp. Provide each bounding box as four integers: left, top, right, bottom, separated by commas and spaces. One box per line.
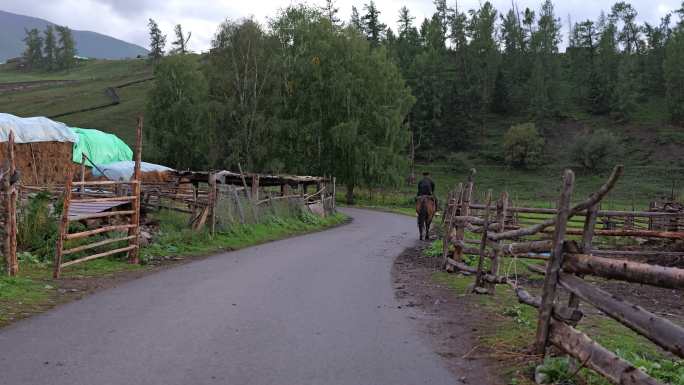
356, 104, 684, 209
0, 59, 154, 153
0, 58, 681, 208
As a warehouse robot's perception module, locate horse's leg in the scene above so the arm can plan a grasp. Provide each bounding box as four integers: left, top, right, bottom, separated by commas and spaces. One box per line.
425, 219, 431, 241
417, 216, 423, 240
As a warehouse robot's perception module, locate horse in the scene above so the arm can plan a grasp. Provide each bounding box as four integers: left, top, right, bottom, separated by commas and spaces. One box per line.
416, 195, 436, 241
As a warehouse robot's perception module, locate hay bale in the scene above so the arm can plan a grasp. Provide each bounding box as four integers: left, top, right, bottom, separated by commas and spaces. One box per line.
0, 142, 73, 186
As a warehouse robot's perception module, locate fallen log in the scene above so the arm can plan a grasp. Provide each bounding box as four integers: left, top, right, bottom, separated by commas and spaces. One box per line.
549, 320, 663, 385
590, 250, 684, 257
563, 253, 684, 289
446, 258, 478, 274
559, 273, 684, 357
541, 228, 684, 239
495, 240, 553, 256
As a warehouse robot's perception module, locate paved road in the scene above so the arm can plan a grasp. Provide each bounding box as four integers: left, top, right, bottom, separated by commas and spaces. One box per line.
0, 208, 457, 385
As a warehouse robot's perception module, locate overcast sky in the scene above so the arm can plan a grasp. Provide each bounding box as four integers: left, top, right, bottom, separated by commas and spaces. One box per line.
2, 0, 681, 52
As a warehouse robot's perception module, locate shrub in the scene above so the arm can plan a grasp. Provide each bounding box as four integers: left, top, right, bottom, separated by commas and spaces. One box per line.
17, 192, 60, 262
536, 357, 575, 385
570, 129, 624, 172
503, 123, 544, 168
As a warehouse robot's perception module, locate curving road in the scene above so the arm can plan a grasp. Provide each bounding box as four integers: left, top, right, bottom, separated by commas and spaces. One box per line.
0, 208, 458, 385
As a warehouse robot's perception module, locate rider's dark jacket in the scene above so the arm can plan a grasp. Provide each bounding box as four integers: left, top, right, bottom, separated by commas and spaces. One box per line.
417, 177, 435, 196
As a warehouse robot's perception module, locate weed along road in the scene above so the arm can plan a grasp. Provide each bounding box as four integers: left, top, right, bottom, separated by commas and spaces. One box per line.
0, 208, 458, 385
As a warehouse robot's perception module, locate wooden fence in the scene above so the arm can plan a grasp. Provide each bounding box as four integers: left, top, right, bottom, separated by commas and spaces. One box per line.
441, 165, 684, 385
142, 169, 336, 233
53, 117, 143, 278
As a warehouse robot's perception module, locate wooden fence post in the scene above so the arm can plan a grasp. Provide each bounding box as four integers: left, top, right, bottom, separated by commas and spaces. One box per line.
488, 191, 508, 292
127, 116, 143, 264
452, 175, 474, 264
251, 175, 259, 202
332, 177, 336, 210
567, 203, 599, 312
230, 185, 245, 224
474, 190, 493, 291
54, 169, 74, 279
4, 131, 18, 276
443, 183, 463, 270
535, 169, 575, 356
209, 172, 217, 236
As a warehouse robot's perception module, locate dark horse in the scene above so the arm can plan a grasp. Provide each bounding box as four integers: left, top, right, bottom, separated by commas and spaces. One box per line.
416, 195, 436, 241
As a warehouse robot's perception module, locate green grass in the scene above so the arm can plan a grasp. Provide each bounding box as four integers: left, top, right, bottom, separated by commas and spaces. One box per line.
0, 59, 151, 82
0, 59, 154, 156
141, 211, 348, 261
432, 247, 684, 385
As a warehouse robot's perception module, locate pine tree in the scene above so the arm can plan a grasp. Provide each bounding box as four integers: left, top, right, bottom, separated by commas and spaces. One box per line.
500, 7, 529, 111
433, 0, 449, 37
529, 0, 561, 124
22, 28, 44, 70
55, 26, 76, 70
467, 1, 498, 122
448, 3, 467, 50
362, 1, 386, 47
322, 0, 340, 25
610, 2, 641, 54
43, 25, 57, 71
147, 18, 166, 63
171, 24, 191, 55
568, 20, 599, 104
664, 3, 684, 124
396, 6, 420, 73
350, 6, 364, 33
643, 13, 672, 95
592, 14, 619, 115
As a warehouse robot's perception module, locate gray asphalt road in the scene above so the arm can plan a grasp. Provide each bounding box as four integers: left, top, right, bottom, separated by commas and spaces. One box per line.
0, 208, 457, 385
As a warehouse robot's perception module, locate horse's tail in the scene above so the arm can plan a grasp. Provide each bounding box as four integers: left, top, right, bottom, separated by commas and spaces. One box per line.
418, 198, 427, 227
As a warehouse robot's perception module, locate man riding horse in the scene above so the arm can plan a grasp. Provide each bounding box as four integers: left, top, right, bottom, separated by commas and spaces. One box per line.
415, 172, 437, 240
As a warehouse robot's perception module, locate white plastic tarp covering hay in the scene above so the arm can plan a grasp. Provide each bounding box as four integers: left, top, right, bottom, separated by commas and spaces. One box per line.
92, 161, 174, 181
0, 113, 77, 143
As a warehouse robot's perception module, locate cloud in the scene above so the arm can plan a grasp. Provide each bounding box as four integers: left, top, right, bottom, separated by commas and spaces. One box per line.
2, 0, 683, 53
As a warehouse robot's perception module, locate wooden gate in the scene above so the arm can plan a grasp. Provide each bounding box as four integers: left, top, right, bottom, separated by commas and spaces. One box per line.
53, 117, 142, 278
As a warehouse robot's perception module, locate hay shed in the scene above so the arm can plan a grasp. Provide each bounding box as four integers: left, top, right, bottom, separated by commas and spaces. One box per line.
0, 113, 77, 186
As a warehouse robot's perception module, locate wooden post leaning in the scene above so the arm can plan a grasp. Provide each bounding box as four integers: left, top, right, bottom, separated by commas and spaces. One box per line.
535, 169, 575, 356
54, 168, 74, 278
4, 131, 18, 276
127, 116, 143, 264
442, 183, 463, 269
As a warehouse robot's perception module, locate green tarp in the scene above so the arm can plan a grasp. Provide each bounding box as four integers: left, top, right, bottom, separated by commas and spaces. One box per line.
71, 127, 132, 165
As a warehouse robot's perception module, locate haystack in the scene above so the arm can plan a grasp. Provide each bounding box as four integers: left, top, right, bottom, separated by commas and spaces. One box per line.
0, 113, 77, 185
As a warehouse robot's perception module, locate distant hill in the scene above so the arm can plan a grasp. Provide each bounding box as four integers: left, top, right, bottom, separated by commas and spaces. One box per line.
0, 10, 148, 62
